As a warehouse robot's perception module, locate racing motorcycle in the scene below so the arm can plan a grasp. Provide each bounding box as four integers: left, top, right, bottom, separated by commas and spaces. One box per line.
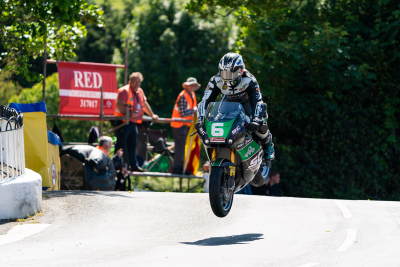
196, 101, 271, 217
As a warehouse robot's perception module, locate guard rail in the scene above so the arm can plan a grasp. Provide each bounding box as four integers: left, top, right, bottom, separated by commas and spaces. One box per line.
0, 105, 25, 179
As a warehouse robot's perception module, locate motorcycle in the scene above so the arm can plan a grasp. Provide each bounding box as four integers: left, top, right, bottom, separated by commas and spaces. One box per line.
196, 101, 272, 217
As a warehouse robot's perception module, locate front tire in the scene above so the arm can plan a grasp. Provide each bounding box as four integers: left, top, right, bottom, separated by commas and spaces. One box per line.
209, 167, 234, 217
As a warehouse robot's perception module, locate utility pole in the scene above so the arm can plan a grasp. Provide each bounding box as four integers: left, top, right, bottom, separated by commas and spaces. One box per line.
124, 38, 128, 85
42, 38, 47, 102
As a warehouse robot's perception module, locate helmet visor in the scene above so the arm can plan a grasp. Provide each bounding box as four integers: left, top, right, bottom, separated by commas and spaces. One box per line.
219, 69, 240, 81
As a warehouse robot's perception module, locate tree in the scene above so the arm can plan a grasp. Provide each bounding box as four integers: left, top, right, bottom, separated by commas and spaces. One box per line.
0, 0, 103, 82
0, 70, 22, 104
121, 0, 232, 119
74, 0, 134, 64
187, 0, 400, 200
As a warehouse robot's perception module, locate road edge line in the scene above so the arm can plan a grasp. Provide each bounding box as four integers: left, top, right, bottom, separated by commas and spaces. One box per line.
334, 200, 352, 219
0, 224, 51, 246
336, 228, 357, 252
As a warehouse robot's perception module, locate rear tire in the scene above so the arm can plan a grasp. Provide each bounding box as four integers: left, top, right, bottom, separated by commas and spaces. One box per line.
250, 161, 272, 187
209, 167, 234, 217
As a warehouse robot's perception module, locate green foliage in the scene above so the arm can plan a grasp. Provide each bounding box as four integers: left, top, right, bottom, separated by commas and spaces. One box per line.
121, 0, 232, 118
188, 0, 400, 200
131, 176, 204, 192
92, 0, 127, 10
0, 0, 103, 82
9, 73, 95, 142
74, 0, 134, 63
0, 69, 22, 104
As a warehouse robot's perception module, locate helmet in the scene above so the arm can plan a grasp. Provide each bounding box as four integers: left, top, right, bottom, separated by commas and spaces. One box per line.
218, 52, 245, 82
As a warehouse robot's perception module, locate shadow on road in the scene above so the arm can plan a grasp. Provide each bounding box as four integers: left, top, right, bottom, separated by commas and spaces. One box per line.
181, 233, 263, 246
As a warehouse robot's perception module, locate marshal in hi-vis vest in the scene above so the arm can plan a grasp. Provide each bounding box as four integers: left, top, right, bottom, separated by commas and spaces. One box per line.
114, 84, 145, 124
171, 90, 197, 128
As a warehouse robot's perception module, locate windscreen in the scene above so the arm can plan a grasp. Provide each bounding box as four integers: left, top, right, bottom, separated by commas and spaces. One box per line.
206, 102, 243, 122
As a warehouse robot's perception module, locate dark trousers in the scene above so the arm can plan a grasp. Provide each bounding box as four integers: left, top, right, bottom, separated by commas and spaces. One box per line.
172, 125, 188, 173
114, 121, 139, 169
222, 96, 253, 118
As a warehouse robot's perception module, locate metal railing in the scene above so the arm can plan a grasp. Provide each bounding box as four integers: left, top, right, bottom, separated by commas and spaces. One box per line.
0, 105, 25, 179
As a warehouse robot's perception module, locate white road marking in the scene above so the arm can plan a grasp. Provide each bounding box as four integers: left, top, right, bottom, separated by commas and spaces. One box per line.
336, 228, 357, 252
334, 200, 352, 219
297, 262, 321, 267
0, 224, 51, 246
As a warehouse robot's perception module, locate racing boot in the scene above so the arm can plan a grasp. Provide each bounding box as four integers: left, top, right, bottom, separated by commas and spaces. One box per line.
263, 142, 275, 168
255, 126, 274, 168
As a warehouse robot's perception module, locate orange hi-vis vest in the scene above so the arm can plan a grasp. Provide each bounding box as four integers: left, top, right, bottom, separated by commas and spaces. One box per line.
96, 145, 109, 156
114, 84, 145, 124
171, 90, 197, 128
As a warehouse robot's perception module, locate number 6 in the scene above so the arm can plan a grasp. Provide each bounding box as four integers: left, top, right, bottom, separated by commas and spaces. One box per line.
211, 123, 224, 136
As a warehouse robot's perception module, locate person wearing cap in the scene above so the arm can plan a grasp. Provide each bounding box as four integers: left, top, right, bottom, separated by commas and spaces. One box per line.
170, 77, 200, 174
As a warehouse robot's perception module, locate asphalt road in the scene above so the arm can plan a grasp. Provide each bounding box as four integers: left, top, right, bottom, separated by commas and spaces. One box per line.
1, 191, 400, 267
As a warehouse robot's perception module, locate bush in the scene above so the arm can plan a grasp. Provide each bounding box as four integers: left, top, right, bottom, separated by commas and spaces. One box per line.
238, 0, 400, 200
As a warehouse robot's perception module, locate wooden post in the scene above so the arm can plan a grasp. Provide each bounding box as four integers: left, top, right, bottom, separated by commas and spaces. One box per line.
99, 86, 104, 136
124, 38, 128, 85
42, 39, 47, 102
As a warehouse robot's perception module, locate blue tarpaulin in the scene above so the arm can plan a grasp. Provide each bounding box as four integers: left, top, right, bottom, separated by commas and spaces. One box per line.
48, 130, 63, 148
9, 101, 47, 113
9, 101, 62, 148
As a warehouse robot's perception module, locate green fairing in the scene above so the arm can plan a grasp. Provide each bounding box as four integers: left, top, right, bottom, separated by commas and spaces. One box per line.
212, 158, 224, 167
237, 140, 261, 161
205, 118, 235, 138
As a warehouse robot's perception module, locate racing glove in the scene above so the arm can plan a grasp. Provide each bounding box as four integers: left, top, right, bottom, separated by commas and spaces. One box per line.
195, 117, 204, 129
195, 117, 207, 138
248, 121, 260, 132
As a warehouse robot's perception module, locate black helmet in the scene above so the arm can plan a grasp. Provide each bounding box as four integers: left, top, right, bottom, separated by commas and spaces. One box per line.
218, 52, 245, 81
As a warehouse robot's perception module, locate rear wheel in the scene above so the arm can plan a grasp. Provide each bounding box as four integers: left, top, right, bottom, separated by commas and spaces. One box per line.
250, 161, 272, 187
209, 167, 234, 217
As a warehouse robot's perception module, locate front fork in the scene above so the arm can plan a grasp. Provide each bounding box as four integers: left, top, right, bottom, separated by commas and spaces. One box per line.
211, 148, 236, 198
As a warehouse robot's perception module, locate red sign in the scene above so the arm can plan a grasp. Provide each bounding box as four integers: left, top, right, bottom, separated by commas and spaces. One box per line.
58, 62, 118, 116
210, 137, 225, 142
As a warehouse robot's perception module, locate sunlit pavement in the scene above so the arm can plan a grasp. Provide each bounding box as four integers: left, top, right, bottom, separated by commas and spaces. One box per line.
1, 191, 400, 267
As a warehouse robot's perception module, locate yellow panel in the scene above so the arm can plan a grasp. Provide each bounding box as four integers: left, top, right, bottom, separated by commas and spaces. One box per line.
46, 143, 61, 191
23, 112, 60, 190
23, 112, 49, 186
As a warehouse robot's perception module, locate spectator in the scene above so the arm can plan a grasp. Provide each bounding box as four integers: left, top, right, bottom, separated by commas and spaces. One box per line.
114, 72, 159, 172
170, 77, 200, 174
96, 136, 112, 156
203, 160, 210, 172
251, 169, 280, 196
97, 136, 128, 181
112, 148, 128, 178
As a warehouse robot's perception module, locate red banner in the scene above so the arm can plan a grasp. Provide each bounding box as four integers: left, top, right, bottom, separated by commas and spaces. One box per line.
58, 62, 118, 116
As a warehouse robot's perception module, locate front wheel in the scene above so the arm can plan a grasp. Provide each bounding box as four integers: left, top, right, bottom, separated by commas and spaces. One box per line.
209, 167, 234, 217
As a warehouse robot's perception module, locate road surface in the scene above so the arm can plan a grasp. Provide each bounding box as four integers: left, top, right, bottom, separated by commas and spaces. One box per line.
1, 191, 400, 266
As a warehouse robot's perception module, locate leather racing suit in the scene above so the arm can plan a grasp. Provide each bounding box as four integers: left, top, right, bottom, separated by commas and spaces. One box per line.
196, 69, 274, 161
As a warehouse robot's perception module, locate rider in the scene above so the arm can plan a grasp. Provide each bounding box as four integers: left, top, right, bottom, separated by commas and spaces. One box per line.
195, 52, 275, 166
